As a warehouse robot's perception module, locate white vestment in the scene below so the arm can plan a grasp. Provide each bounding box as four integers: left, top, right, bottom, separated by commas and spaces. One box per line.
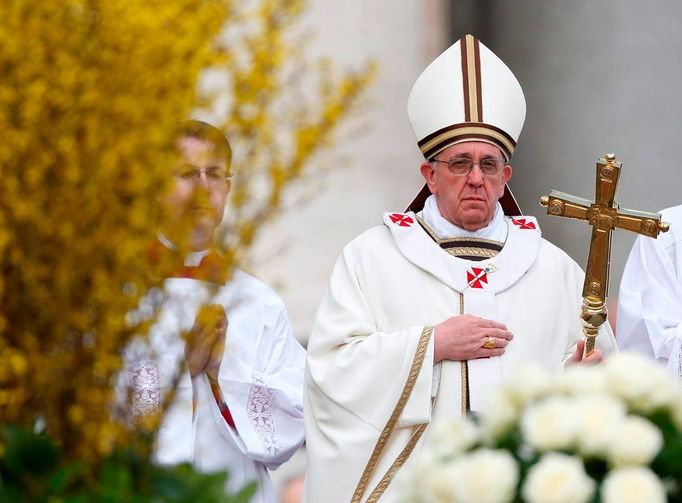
618, 205, 682, 377
120, 268, 306, 502
304, 209, 615, 503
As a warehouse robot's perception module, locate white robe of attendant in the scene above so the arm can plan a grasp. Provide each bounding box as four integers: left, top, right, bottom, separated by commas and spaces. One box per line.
304, 199, 616, 503
120, 260, 305, 503
618, 205, 682, 377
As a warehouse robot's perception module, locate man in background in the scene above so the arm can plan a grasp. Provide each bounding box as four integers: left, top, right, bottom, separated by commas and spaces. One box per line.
119, 120, 306, 502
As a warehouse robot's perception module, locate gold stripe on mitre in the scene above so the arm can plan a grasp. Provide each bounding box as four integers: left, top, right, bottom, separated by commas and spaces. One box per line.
460, 34, 482, 123
418, 123, 516, 161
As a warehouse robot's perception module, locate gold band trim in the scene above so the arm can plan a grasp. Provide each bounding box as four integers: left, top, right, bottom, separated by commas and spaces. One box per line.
460, 35, 471, 121
459, 293, 468, 417
445, 236, 505, 246
416, 215, 440, 242
420, 125, 515, 160
350, 326, 433, 503
365, 424, 428, 503
465, 35, 480, 122
473, 36, 483, 121
416, 216, 505, 250
460, 34, 482, 123
445, 247, 499, 259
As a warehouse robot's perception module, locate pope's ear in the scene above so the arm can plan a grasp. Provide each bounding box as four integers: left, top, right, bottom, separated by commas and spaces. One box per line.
420, 162, 437, 193
502, 164, 512, 183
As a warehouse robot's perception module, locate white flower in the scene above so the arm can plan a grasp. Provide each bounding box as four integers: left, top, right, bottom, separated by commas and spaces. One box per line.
451, 449, 518, 503
553, 364, 609, 397
602, 466, 666, 503
396, 451, 458, 503
480, 389, 519, 441
428, 418, 479, 459
503, 364, 551, 406
521, 453, 595, 503
521, 396, 579, 451
573, 394, 626, 457
605, 352, 677, 413
420, 462, 461, 503
606, 415, 663, 467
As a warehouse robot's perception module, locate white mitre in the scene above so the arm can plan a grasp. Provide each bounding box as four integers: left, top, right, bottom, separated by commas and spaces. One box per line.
406, 34, 527, 214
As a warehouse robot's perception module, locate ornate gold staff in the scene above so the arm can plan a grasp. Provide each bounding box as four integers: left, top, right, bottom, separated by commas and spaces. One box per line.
540, 153, 669, 357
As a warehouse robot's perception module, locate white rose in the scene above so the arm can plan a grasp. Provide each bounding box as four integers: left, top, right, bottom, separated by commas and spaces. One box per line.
503, 364, 551, 406
606, 352, 677, 413
480, 389, 519, 441
396, 451, 458, 503
521, 396, 578, 451
428, 418, 479, 459
451, 449, 518, 503
602, 466, 666, 503
421, 461, 461, 503
521, 453, 595, 503
553, 365, 608, 397
606, 415, 663, 467
573, 395, 626, 457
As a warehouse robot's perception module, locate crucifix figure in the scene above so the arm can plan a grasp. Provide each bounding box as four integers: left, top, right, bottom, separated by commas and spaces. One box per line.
540, 153, 669, 356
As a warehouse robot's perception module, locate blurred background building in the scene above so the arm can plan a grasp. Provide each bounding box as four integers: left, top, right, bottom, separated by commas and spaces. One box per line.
252, 0, 682, 346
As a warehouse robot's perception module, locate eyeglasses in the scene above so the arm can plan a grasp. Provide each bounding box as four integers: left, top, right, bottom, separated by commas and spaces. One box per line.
174, 166, 231, 185
432, 157, 506, 177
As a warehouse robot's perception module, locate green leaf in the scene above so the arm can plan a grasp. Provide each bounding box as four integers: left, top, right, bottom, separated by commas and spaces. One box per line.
47, 461, 87, 493
1, 425, 59, 477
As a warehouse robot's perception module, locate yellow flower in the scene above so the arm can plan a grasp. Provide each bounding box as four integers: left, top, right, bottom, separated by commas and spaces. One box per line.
0, 0, 372, 471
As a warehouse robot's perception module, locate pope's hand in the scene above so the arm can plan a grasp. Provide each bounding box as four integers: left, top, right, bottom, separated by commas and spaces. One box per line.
566, 339, 603, 365
433, 314, 513, 362
184, 304, 228, 378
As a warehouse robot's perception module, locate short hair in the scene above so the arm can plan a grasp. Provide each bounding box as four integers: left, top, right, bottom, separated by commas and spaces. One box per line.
178, 120, 232, 173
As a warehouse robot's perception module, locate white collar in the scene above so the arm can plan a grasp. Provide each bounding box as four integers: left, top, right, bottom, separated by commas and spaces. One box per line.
157, 231, 211, 267
419, 195, 507, 242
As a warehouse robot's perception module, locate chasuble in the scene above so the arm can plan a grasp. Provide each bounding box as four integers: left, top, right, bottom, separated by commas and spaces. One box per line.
304, 210, 616, 503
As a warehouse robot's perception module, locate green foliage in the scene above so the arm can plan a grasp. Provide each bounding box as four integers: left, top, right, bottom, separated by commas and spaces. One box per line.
0, 425, 256, 503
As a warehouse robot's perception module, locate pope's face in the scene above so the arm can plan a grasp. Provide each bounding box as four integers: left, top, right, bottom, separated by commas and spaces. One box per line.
420, 141, 512, 231
163, 136, 231, 236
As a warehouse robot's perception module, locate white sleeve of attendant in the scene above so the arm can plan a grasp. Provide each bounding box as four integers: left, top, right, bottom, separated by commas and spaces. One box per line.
618, 233, 682, 373
306, 243, 435, 432
214, 305, 305, 469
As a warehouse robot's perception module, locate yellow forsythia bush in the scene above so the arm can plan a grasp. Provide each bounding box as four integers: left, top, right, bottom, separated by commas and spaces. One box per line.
0, 0, 373, 464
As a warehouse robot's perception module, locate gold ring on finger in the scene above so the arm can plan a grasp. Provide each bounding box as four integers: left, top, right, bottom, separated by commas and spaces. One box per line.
482, 336, 496, 350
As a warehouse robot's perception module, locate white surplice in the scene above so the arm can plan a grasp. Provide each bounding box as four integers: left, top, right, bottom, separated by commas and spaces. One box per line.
120, 268, 306, 502
618, 205, 682, 377
304, 203, 616, 503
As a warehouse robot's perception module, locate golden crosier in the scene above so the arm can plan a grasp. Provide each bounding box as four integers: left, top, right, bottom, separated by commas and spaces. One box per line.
0, 0, 373, 468
540, 154, 668, 357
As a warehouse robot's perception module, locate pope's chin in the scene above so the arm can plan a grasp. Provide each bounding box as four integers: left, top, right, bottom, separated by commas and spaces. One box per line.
456, 206, 492, 231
